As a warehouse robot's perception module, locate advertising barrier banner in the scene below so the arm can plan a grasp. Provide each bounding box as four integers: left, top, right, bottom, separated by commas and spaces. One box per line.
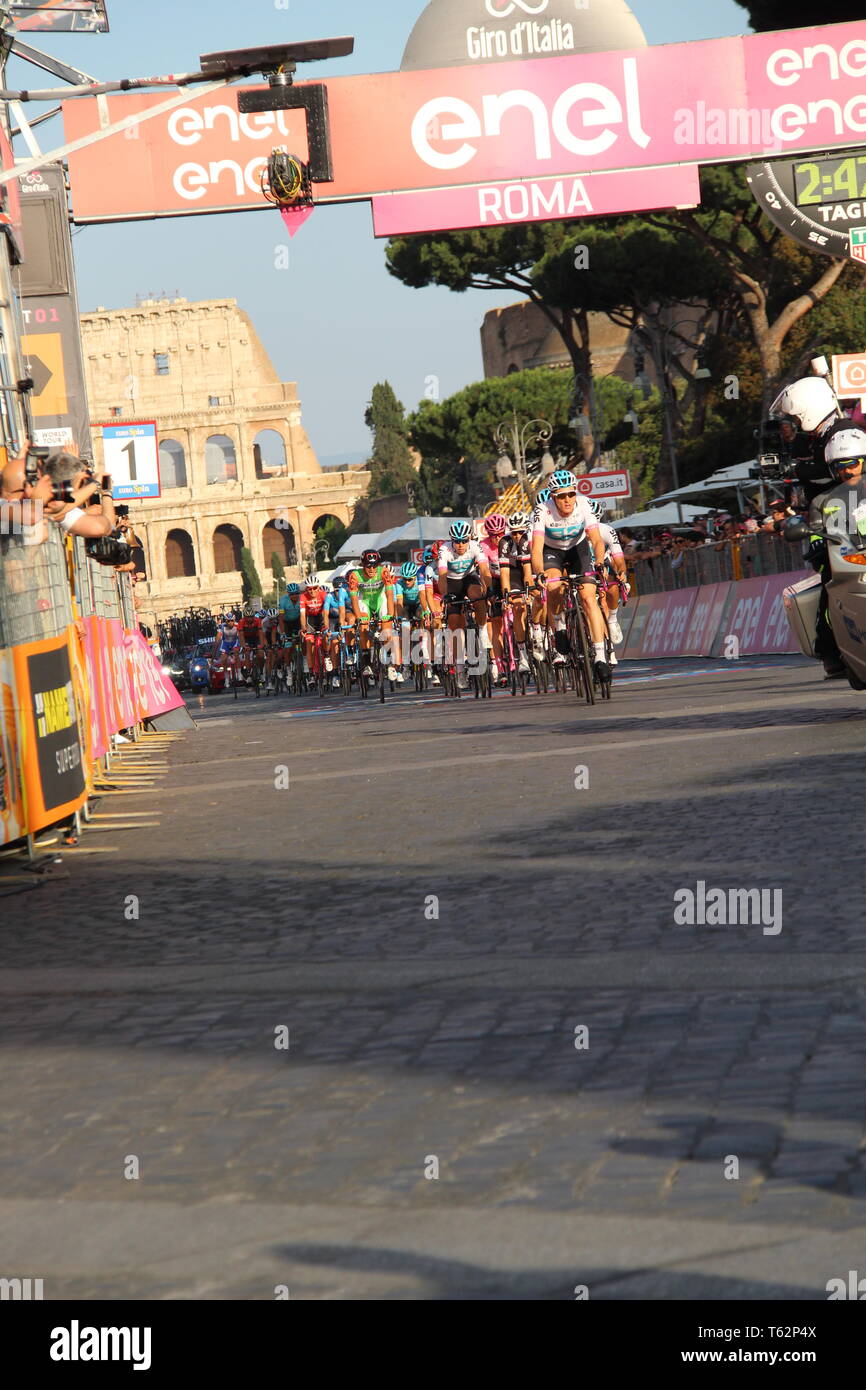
62, 21, 866, 225
623, 588, 698, 659
710, 571, 810, 657
0, 646, 26, 847
681, 583, 733, 657
12, 633, 86, 833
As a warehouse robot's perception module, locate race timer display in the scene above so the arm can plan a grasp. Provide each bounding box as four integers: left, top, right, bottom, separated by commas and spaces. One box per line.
793, 155, 866, 208
747, 148, 866, 262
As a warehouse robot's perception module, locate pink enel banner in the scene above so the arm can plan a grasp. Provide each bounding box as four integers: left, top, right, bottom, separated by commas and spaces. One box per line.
62, 20, 866, 223
371, 164, 701, 237
681, 583, 733, 657
124, 629, 185, 722
624, 589, 698, 659
623, 572, 812, 661
710, 571, 811, 656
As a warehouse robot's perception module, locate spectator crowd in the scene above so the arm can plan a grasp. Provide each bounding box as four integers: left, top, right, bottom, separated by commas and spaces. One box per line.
0, 438, 146, 581
618, 499, 800, 594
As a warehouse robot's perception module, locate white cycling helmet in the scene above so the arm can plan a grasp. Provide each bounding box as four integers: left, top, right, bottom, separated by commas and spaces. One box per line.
824, 426, 866, 474
769, 377, 838, 435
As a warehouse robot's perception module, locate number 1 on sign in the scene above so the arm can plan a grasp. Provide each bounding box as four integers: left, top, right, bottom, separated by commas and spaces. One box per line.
123, 438, 137, 481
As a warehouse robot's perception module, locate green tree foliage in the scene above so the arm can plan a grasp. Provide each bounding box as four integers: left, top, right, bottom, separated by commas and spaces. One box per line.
270, 550, 286, 593
642, 165, 856, 405
240, 547, 263, 606
734, 0, 861, 28
313, 516, 349, 563
364, 381, 417, 498
408, 367, 662, 511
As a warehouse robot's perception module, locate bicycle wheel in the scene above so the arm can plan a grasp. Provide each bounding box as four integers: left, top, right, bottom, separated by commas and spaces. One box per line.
568, 604, 595, 706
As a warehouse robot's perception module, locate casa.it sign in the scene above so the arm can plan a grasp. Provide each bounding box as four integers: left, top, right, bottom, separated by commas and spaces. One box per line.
62, 20, 866, 226
577, 471, 631, 500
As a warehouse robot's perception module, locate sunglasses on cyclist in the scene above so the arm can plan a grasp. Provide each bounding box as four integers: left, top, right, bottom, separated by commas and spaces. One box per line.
555, 490, 577, 499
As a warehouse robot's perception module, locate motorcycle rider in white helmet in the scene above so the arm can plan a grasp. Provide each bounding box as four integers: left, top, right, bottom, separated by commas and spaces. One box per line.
769, 375, 845, 675
802, 425, 866, 678
768, 376, 841, 503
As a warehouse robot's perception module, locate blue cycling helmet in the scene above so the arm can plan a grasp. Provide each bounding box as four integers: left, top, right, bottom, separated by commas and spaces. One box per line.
550, 469, 577, 494
588, 499, 605, 520
421, 547, 435, 564
536, 488, 551, 504
400, 561, 418, 580
287, 582, 301, 596
449, 521, 473, 542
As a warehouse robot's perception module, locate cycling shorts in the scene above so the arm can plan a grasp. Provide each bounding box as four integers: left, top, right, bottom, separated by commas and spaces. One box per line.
283, 619, 301, 639
304, 613, 325, 634
219, 638, 239, 654
356, 591, 391, 621
542, 540, 594, 579
445, 570, 484, 603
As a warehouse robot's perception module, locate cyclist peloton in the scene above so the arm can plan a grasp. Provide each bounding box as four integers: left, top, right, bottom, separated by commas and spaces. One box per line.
393, 561, 431, 682
497, 512, 533, 674
437, 521, 493, 689
300, 577, 329, 685
348, 549, 398, 682
324, 575, 351, 689
587, 498, 628, 651
480, 513, 508, 684
238, 610, 264, 682
213, 612, 240, 680
278, 582, 304, 679
530, 470, 610, 682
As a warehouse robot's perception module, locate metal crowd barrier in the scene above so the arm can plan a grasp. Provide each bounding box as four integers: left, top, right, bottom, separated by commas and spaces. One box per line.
0, 523, 74, 647
628, 532, 797, 596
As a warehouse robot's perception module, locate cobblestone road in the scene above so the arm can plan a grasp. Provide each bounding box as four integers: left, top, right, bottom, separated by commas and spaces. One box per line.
2, 658, 865, 1299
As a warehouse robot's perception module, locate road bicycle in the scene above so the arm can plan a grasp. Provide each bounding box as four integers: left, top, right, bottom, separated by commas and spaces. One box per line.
441, 594, 492, 700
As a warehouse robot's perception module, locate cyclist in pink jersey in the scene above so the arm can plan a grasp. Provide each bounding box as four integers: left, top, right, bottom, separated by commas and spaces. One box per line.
480, 513, 508, 684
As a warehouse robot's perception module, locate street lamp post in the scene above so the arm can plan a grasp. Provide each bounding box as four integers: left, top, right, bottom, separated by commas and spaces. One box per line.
493, 410, 554, 507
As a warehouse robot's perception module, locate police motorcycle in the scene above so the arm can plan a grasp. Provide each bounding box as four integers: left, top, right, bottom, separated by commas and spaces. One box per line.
783, 427, 866, 692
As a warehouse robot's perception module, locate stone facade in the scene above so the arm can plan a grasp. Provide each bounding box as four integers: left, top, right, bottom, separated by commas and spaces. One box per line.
481, 301, 634, 381
81, 297, 369, 626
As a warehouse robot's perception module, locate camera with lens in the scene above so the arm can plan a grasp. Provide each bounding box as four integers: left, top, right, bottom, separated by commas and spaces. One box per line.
114, 503, 130, 519
23, 444, 49, 486
50, 478, 77, 504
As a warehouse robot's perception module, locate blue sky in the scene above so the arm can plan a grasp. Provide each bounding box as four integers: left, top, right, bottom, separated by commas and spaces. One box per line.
10, 0, 753, 462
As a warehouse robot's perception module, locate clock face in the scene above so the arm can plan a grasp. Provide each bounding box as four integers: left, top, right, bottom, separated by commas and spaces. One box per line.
747, 154, 866, 262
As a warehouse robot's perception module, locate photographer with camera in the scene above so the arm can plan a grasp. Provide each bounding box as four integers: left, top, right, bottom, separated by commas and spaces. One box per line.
29, 450, 114, 540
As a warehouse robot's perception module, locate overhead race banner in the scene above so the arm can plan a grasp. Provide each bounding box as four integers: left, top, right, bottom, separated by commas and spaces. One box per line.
63, 21, 866, 228
11, 2, 109, 33
371, 165, 700, 236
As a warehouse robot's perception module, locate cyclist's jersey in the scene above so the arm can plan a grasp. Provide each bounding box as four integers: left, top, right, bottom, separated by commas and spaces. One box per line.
239, 616, 263, 647
262, 614, 277, 632
532, 496, 598, 551
279, 594, 301, 627
218, 624, 239, 652
479, 537, 502, 577
438, 540, 486, 579
302, 588, 327, 618
498, 533, 531, 576
599, 522, 624, 560
324, 591, 348, 625
348, 564, 394, 613
419, 562, 438, 590
397, 579, 423, 609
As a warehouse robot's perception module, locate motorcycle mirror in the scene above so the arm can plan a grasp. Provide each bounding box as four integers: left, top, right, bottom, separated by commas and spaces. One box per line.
783, 518, 808, 543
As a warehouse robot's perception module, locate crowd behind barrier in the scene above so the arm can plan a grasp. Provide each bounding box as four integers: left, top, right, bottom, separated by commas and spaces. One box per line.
0, 521, 184, 854
623, 516, 800, 596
